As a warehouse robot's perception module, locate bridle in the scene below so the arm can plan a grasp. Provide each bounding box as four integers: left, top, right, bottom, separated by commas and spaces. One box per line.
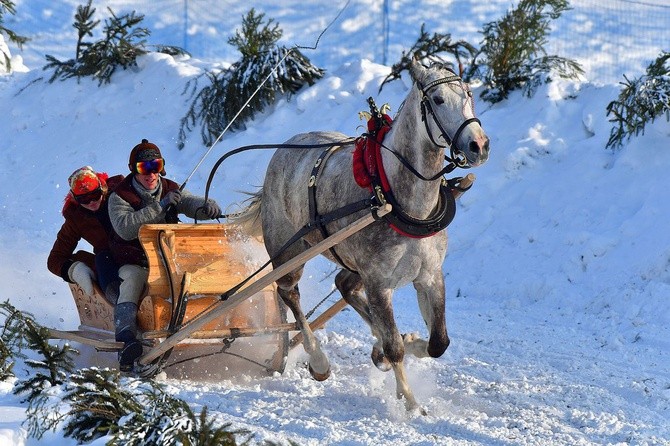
418, 69, 481, 169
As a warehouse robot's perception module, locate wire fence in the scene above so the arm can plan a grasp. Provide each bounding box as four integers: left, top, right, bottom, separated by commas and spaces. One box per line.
546, 0, 670, 84
163, 0, 670, 84
8, 0, 670, 85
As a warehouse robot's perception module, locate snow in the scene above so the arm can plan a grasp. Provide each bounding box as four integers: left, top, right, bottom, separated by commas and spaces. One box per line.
1, 0, 669, 445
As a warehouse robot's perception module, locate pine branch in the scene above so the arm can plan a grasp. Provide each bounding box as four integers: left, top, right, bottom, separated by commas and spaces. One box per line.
114, 383, 250, 446
0, 0, 29, 72
9, 313, 77, 440
466, 0, 583, 103
61, 368, 142, 443
23, 320, 76, 388
606, 51, 670, 149
0, 300, 31, 380
177, 9, 324, 150
43, 0, 186, 85
380, 24, 476, 92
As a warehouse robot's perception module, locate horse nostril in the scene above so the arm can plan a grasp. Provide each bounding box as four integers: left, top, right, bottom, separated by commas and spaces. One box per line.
469, 140, 481, 154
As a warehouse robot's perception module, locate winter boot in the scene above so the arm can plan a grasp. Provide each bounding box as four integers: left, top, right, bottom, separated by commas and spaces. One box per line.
115, 301, 142, 372
114, 264, 148, 372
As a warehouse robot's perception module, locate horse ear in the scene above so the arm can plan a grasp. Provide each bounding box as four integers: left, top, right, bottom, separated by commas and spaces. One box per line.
410, 57, 424, 82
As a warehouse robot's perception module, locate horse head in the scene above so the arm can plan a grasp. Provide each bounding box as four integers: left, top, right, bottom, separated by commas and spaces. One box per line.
410, 59, 490, 167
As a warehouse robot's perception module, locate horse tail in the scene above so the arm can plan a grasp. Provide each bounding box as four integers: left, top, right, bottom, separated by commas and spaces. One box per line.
228, 189, 264, 238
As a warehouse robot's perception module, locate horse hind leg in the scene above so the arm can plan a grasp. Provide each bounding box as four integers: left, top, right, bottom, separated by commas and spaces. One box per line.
365, 285, 426, 413
277, 277, 331, 381
391, 361, 426, 415
335, 270, 391, 372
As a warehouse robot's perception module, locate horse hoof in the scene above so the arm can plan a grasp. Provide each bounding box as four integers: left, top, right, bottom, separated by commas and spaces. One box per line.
371, 346, 392, 372
402, 397, 427, 416
308, 363, 331, 381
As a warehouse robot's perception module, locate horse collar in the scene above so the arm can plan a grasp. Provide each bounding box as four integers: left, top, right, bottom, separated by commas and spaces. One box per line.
352, 112, 456, 238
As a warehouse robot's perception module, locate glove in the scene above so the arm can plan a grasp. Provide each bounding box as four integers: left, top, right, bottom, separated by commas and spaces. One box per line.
202, 201, 222, 219
160, 190, 182, 209
68, 261, 96, 295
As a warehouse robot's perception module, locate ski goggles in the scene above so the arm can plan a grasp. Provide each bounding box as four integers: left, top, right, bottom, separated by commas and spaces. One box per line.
74, 187, 103, 205
135, 158, 164, 175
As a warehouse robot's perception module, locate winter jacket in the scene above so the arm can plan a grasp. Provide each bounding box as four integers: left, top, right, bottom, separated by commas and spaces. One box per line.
108, 175, 215, 266
47, 174, 124, 282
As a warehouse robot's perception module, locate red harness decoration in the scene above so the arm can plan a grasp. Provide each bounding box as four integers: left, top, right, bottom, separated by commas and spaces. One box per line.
353, 113, 392, 189
352, 111, 456, 239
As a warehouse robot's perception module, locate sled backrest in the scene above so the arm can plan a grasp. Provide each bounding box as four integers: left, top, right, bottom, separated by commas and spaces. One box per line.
138, 223, 259, 299
137, 223, 279, 333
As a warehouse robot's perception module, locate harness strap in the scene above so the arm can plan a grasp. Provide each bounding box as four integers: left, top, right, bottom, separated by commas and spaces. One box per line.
356, 97, 457, 238
309, 145, 355, 271
221, 196, 376, 302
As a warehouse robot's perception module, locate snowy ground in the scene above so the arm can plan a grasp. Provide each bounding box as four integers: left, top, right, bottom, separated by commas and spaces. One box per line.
1, 1, 669, 445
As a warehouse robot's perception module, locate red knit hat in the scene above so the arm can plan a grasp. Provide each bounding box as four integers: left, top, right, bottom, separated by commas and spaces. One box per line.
69, 166, 101, 195
128, 138, 166, 175
63, 166, 109, 213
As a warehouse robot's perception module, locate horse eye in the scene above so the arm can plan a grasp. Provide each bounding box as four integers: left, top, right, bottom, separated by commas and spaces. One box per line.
432, 95, 445, 105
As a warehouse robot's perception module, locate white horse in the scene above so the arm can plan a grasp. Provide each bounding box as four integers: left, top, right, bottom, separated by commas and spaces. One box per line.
232, 60, 490, 413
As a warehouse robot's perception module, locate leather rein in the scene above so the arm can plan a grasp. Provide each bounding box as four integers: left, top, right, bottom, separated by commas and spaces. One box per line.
352, 68, 480, 239
204, 71, 477, 275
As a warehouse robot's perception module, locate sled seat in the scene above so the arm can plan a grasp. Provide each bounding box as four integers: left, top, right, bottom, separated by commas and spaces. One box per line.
137, 223, 282, 335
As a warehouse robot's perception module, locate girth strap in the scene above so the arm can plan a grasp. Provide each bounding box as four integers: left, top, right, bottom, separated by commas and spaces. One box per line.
309, 145, 357, 272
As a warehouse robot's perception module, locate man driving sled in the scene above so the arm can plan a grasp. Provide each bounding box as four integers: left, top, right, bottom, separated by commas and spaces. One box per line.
107, 139, 222, 372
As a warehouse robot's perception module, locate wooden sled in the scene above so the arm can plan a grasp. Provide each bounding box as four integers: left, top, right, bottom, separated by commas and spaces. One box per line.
50, 206, 393, 379
51, 223, 289, 379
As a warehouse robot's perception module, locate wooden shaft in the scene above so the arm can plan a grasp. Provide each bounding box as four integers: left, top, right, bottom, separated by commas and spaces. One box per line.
48, 328, 122, 351
139, 205, 391, 365
142, 322, 299, 340
289, 297, 349, 349
452, 173, 476, 200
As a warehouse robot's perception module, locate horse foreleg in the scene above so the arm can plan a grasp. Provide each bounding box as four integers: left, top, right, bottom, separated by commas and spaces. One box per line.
335, 270, 391, 371
412, 272, 449, 358
278, 284, 331, 381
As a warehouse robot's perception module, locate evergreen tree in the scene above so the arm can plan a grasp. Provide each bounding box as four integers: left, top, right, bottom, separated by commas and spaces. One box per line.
178, 8, 324, 149
0, 300, 30, 381
61, 368, 142, 443
465, 0, 583, 103
0, 0, 29, 72
606, 51, 670, 149
44, 0, 187, 85
379, 24, 475, 92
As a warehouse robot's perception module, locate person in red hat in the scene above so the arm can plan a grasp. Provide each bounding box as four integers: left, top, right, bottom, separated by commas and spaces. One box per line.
48, 166, 125, 303
107, 139, 222, 372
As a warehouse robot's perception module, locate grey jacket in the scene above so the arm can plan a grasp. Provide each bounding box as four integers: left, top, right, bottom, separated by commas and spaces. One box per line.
108, 176, 215, 241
